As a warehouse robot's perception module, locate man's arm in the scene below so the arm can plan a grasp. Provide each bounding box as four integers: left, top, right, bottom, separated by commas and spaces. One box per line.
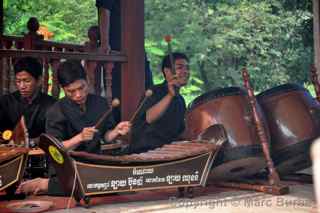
146, 94, 174, 124
146, 75, 179, 124
62, 127, 98, 150
104, 121, 131, 142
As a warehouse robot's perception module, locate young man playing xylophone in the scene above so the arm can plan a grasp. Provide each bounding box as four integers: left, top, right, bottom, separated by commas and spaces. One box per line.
16, 60, 131, 195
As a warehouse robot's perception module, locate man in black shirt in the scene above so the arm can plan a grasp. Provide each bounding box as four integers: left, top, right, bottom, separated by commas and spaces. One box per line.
17, 60, 131, 195
0, 57, 55, 142
128, 52, 190, 154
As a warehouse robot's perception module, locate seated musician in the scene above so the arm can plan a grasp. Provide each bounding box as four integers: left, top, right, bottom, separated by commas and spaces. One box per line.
127, 52, 190, 154
17, 60, 131, 195
0, 57, 56, 143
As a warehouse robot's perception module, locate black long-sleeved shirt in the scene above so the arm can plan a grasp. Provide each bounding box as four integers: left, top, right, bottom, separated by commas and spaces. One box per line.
129, 82, 186, 153
46, 94, 115, 154
0, 90, 56, 138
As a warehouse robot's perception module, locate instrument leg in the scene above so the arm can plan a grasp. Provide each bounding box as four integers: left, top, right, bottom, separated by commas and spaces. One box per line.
186, 187, 194, 198
177, 187, 185, 198
83, 196, 91, 208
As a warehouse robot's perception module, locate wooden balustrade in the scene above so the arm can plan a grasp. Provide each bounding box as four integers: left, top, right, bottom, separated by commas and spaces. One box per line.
0, 34, 127, 104
0, 13, 126, 102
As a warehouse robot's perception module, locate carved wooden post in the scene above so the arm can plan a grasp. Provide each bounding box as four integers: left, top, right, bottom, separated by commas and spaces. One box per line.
49, 59, 61, 99
104, 62, 114, 106
0, 39, 3, 95
8, 57, 16, 92
84, 26, 100, 95
0, 1, 3, 94
84, 61, 98, 94
242, 67, 280, 185
311, 64, 320, 102
0, 59, 2, 95
42, 58, 50, 94
3, 40, 13, 94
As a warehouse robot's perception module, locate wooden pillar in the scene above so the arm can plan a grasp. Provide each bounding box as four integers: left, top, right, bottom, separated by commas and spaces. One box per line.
121, 0, 145, 120
0, 0, 3, 35
314, 0, 320, 72
0, 0, 3, 95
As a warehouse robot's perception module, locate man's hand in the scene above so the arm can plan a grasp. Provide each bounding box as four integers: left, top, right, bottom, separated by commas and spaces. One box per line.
167, 74, 180, 97
80, 127, 98, 141
115, 121, 131, 136
104, 121, 131, 142
16, 178, 49, 195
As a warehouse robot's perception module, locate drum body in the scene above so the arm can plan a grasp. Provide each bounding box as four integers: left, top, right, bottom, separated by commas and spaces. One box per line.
257, 83, 320, 175
186, 87, 268, 181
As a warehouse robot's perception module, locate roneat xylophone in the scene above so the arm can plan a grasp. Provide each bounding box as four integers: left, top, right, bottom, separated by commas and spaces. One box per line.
39, 127, 226, 207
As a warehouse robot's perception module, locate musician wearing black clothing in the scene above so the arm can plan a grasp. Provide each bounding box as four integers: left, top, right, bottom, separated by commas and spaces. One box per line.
0, 57, 56, 141
17, 60, 131, 196
128, 52, 190, 154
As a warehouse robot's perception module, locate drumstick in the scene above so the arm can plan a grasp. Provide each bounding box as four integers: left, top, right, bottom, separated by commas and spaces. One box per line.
94, 98, 120, 129
130, 89, 153, 124
164, 35, 179, 95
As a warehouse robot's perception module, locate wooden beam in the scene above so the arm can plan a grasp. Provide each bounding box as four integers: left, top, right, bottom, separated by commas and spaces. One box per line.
314, 0, 320, 71
0, 49, 127, 61
121, 0, 145, 120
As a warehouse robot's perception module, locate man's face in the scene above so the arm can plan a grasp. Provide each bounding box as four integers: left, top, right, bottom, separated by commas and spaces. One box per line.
63, 79, 89, 105
165, 58, 190, 87
174, 58, 190, 86
15, 71, 39, 98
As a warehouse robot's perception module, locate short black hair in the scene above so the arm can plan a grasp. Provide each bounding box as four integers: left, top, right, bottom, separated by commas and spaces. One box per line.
14, 57, 42, 80
57, 60, 87, 87
161, 52, 189, 72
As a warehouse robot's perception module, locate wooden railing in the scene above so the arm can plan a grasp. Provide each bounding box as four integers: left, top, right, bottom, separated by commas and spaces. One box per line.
0, 32, 127, 105
0, 1, 145, 121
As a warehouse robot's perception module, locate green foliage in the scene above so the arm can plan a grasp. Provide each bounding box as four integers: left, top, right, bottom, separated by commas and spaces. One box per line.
4, 0, 97, 43
145, 0, 313, 103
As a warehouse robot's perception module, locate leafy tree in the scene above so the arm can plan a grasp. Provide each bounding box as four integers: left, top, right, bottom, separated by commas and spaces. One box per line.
3, 0, 97, 43
3, 0, 314, 103
145, 0, 313, 103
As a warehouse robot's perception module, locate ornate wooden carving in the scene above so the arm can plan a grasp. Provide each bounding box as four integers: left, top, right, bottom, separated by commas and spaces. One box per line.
104, 62, 113, 105
49, 59, 61, 99
242, 67, 280, 185
84, 60, 98, 94
42, 58, 50, 94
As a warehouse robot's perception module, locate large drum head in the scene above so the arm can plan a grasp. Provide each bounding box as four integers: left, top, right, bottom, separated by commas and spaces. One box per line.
257, 83, 320, 175
186, 87, 268, 180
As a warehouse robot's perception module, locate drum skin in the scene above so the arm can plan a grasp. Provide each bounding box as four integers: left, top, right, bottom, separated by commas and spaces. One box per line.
257, 83, 320, 175
186, 87, 268, 181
